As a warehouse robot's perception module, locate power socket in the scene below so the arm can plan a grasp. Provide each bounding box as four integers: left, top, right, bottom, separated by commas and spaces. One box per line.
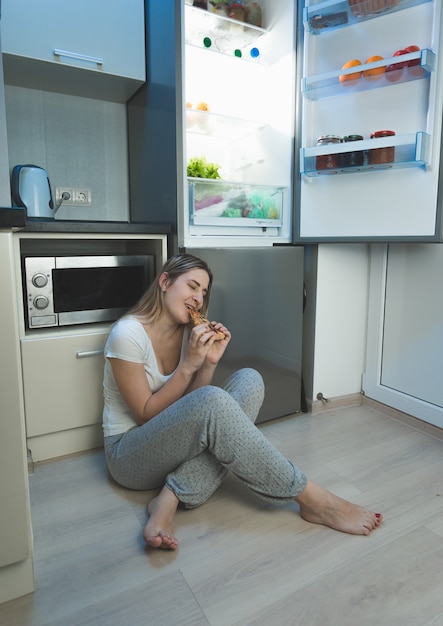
73, 189, 92, 206
55, 187, 92, 206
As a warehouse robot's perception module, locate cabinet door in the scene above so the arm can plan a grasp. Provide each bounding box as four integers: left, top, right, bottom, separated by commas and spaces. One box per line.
21, 332, 107, 437
1, 0, 145, 101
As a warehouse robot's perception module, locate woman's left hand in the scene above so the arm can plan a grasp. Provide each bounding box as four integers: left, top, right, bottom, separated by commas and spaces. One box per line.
205, 322, 231, 365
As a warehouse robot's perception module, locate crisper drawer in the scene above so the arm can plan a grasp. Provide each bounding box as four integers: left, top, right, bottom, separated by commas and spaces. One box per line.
188, 179, 285, 228
21, 331, 108, 438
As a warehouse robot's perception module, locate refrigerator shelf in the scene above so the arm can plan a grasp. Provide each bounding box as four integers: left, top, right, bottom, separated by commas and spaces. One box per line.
300, 132, 430, 176
188, 178, 285, 227
186, 109, 266, 140
302, 49, 435, 100
304, 0, 432, 35
185, 5, 268, 62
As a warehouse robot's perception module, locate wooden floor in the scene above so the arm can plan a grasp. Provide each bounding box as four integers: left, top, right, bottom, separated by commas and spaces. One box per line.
2, 403, 443, 625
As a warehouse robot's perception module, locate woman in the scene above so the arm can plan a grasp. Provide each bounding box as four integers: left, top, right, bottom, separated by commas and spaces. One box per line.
103, 253, 382, 549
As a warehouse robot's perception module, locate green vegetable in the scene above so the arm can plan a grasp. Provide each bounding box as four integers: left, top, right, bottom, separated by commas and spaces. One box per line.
187, 156, 221, 179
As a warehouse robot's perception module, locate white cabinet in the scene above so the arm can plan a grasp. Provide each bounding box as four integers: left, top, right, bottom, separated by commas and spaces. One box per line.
0, 232, 33, 600
1, 0, 145, 102
21, 331, 107, 438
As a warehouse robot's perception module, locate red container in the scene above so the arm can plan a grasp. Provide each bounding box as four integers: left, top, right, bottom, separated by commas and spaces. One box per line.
369, 130, 395, 165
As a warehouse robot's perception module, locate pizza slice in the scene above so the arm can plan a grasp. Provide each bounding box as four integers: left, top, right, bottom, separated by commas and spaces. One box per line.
188, 308, 226, 341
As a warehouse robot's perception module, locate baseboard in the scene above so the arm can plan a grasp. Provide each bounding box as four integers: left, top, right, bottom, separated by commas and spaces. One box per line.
309, 392, 363, 415
362, 396, 443, 441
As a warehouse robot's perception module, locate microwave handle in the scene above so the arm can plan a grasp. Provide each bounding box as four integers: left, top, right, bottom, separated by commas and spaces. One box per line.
76, 349, 104, 359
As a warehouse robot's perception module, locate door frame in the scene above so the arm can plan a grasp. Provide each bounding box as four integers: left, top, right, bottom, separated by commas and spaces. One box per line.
364, 243, 443, 429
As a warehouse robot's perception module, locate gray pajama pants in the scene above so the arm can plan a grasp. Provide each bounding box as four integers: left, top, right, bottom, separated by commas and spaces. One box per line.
104, 368, 307, 508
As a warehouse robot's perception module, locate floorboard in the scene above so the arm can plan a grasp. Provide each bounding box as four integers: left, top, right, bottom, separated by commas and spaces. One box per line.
1, 405, 443, 625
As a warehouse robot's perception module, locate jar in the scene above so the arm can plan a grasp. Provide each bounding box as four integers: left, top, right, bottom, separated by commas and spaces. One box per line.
368, 130, 396, 165
211, 1, 229, 17
342, 134, 364, 167
228, 1, 245, 21
316, 135, 342, 171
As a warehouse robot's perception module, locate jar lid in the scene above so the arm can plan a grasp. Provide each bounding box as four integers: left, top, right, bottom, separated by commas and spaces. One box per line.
317, 135, 342, 144
343, 134, 363, 142
371, 130, 395, 138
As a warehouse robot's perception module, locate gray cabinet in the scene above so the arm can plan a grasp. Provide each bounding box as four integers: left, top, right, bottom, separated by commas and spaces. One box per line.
1, 0, 145, 102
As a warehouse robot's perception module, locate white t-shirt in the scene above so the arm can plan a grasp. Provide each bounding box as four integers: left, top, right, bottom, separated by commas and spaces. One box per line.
102, 315, 188, 437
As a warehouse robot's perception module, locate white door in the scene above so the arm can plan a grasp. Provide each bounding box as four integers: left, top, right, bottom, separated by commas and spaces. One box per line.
364, 243, 443, 428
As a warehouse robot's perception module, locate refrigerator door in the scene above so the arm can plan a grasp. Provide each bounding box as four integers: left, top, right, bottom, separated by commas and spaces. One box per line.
295, 0, 443, 243
188, 246, 304, 423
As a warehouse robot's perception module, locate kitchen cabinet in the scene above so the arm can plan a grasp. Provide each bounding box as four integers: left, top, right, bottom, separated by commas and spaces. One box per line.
14, 231, 167, 461
0, 232, 34, 602
21, 331, 107, 440
1, 0, 145, 103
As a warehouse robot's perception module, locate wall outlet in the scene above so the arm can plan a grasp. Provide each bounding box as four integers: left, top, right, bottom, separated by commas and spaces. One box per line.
73, 189, 92, 206
55, 187, 74, 204
55, 187, 92, 206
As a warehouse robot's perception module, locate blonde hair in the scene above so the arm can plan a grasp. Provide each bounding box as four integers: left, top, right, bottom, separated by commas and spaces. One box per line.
128, 253, 213, 322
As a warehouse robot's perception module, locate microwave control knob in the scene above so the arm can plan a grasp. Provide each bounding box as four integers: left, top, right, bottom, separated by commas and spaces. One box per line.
33, 295, 49, 310
32, 273, 48, 288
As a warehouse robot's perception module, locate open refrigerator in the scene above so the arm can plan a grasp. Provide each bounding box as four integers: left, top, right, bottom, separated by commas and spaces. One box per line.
128, 0, 443, 421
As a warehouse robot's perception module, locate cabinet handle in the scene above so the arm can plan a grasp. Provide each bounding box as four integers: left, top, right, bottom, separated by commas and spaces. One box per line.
53, 49, 104, 66
76, 349, 104, 359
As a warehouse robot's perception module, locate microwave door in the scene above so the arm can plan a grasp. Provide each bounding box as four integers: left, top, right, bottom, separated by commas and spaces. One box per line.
52, 259, 147, 327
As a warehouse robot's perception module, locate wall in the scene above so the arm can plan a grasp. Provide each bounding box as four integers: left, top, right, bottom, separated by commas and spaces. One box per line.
5, 86, 129, 222
304, 243, 370, 404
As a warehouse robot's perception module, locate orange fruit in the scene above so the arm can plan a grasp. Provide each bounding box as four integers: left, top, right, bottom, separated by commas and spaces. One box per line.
363, 55, 386, 79
196, 101, 210, 111
339, 59, 363, 83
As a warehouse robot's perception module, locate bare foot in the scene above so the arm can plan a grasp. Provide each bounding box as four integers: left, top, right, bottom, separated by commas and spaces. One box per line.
143, 485, 179, 549
295, 480, 382, 536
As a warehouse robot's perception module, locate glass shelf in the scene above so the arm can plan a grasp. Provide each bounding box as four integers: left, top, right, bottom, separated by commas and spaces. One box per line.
302, 49, 435, 100
188, 178, 285, 227
186, 109, 265, 139
300, 132, 430, 176
185, 5, 268, 61
304, 0, 432, 35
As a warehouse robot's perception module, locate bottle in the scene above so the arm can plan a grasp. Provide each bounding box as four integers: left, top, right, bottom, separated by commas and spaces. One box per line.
245, 2, 262, 27
316, 135, 342, 171
193, 0, 208, 9
342, 134, 364, 167
368, 130, 396, 165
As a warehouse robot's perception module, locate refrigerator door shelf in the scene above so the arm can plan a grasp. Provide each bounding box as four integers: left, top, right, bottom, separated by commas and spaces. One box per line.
304, 0, 432, 35
302, 49, 435, 101
300, 132, 430, 176
185, 4, 268, 63
188, 179, 285, 227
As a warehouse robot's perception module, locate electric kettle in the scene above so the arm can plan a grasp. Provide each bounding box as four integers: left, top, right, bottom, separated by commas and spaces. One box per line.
11, 164, 55, 219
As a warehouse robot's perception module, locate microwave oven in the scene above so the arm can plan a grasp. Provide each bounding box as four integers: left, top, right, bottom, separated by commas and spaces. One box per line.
23, 255, 155, 329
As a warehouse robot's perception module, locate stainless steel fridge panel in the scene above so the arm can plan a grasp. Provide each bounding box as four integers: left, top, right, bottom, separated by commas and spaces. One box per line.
189, 246, 304, 423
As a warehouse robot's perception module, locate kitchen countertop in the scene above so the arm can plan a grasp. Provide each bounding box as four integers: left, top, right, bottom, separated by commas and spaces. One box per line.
0, 207, 26, 229
0, 210, 171, 234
